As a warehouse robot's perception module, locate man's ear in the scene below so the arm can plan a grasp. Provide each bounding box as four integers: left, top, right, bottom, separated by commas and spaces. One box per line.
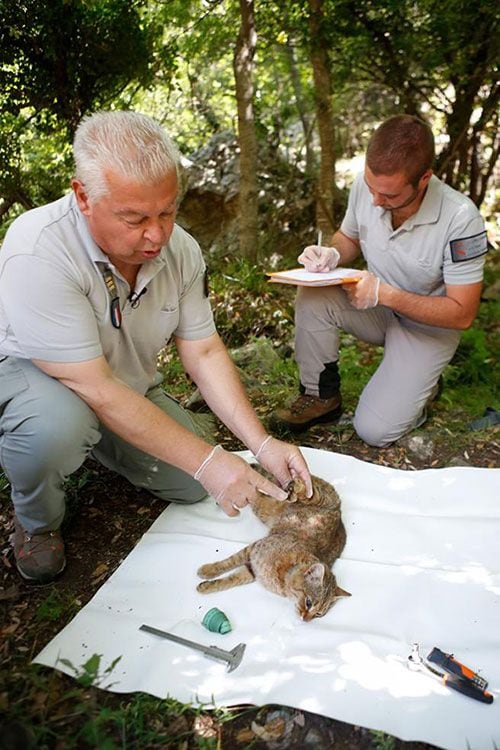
419, 169, 433, 189
71, 178, 91, 215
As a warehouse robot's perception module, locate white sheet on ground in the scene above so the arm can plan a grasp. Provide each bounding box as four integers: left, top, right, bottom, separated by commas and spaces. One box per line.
34, 448, 500, 750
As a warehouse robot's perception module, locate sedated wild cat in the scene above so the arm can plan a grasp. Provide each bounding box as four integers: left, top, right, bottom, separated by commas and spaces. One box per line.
197, 469, 350, 621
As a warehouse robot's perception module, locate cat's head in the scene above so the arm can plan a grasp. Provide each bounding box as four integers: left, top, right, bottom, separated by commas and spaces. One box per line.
292, 562, 351, 621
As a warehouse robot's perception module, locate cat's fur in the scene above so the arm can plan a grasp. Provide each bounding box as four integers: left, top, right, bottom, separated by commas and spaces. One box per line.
197, 470, 350, 621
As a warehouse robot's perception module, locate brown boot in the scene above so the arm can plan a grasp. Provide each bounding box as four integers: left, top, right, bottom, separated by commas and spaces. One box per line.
274, 393, 342, 432
11, 516, 66, 583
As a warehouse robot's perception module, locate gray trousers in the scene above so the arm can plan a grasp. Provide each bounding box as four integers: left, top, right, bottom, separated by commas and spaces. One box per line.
295, 286, 461, 447
0, 357, 206, 534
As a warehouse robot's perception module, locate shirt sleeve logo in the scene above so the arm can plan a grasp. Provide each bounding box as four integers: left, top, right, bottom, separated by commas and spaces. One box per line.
450, 231, 487, 263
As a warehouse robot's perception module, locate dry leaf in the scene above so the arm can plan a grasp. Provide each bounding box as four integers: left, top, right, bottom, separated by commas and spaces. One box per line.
91, 563, 108, 579
235, 727, 256, 743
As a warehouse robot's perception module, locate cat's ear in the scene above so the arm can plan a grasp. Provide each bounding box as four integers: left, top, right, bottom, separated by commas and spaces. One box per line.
334, 585, 351, 599
304, 562, 325, 585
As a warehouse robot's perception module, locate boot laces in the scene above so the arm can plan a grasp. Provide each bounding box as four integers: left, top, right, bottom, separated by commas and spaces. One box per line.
291, 395, 319, 415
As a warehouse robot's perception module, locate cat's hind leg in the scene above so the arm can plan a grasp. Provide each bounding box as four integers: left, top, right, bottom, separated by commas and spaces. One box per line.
197, 546, 251, 579
197, 566, 255, 593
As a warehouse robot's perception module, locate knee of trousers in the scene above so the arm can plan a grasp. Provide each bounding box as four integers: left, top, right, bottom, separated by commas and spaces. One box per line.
8, 395, 101, 478
295, 285, 344, 326
353, 407, 396, 448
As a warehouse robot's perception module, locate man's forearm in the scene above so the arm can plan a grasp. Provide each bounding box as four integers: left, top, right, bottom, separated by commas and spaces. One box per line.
176, 335, 268, 455
331, 230, 361, 265
34, 358, 213, 474
379, 283, 478, 329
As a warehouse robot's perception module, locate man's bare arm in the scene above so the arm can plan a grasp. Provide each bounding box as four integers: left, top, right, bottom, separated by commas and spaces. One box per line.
175, 332, 312, 494
378, 281, 482, 330
33, 355, 212, 475
330, 230, 362, 265
31, 355, 290, 513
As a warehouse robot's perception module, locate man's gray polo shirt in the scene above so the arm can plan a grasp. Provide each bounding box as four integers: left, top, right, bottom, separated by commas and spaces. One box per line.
341, 174, 487, 297
0, 193, 216, 394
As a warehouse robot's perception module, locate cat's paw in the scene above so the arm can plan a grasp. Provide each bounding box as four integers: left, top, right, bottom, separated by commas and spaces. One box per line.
197, 563, 218, 579
197, 580, 216, 593
287, 477, 308, 502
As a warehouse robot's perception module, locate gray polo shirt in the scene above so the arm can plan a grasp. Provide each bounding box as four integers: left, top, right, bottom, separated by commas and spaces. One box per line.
341, 174, 487, 296
0, 193, 216, 394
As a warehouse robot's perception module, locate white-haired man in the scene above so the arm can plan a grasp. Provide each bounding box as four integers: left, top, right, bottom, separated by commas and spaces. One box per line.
0, 110, 311, 584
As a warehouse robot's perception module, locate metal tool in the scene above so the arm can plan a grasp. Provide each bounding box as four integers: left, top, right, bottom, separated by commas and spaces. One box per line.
408, 643, 493, 704
139, 623, 246, 672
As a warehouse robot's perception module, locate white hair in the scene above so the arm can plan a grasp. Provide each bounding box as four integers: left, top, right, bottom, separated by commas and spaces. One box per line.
73, 110, 179, 202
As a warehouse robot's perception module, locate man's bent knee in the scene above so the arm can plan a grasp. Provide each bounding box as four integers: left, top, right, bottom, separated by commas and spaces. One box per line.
353, 409, 396, 448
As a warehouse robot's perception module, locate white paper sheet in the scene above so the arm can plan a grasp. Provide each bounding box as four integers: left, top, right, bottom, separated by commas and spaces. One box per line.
267, 267, 361, 285
34, 449, 500, 750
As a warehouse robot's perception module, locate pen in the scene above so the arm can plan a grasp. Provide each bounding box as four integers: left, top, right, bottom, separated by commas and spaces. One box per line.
314, 230, 324, 271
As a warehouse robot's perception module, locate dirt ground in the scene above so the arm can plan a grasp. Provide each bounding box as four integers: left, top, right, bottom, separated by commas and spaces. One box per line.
1, 418, 498, 748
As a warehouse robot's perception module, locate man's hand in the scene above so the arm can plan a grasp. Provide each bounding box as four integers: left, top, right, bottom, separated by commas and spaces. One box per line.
198, 448, 288, 517
298, 245, 341, 273
343, 270, 380, 309
254, 436, 312, 497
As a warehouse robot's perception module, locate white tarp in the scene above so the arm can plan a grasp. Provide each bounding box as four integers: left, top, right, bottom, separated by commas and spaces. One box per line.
35, 448, 500, 749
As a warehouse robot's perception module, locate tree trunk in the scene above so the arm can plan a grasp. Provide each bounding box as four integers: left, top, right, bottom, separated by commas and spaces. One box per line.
285, 39, 315, 175
307, 0, 340, 236
233, 0, 258, 261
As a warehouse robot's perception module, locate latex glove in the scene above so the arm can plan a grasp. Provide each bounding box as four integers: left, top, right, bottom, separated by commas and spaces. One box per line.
254, 436, 313, 498
298, 245, 341, 273
343, 270, 380, 309
196, 446, 288, 517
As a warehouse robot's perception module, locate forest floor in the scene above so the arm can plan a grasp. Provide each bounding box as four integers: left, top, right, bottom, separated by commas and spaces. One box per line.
0, 254, 498, 749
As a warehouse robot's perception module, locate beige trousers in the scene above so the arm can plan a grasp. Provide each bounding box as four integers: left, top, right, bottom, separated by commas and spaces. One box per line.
295, 286, 461, 447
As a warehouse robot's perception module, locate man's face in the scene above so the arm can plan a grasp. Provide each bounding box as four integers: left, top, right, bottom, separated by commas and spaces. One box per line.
72, 169, 178, 266
364, 166, 431, 213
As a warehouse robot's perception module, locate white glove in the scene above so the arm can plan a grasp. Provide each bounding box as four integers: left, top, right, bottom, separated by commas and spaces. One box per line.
253, 435, 312, 498
298, 245, 341, 273
343, 270, 380, 309
194, 445, 287, 517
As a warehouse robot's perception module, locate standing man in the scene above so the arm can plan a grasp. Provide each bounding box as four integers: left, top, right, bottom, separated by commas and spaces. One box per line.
0, 110, 311, 584
275, 115, 487, 445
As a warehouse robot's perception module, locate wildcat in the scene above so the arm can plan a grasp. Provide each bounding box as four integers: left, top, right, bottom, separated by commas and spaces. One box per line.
197, 469, 350, 621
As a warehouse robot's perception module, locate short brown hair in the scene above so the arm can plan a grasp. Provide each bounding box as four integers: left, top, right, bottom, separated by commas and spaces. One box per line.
366, 115, 435, 185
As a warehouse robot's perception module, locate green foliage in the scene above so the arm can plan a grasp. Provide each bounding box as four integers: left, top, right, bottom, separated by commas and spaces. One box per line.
0, 0, 154, 131
446, 328, 492, 386
209, 257, 295, 347
0, 0, 157, 215
370, 729, 396, 750
58, 653, 123, 689
35, 589, 80, 624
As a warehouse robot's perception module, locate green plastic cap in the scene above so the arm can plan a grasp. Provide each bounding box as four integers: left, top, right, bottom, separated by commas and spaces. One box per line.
202, 607, 232, 634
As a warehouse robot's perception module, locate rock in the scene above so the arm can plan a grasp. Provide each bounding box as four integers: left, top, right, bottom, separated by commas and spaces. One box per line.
446, 457, 472, 467
230, 338, 280, 372
402, 434, 435, 461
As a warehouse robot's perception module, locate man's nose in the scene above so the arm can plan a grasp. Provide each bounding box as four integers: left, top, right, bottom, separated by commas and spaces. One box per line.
371, 192, 385, 207
143, 220, 167, 244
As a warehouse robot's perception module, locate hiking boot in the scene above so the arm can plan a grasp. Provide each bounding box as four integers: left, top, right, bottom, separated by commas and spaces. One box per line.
11, 517, 66, 583
274, 393, 342, 432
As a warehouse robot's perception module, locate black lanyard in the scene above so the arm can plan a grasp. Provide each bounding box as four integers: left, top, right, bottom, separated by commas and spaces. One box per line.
101, 267, 122, 329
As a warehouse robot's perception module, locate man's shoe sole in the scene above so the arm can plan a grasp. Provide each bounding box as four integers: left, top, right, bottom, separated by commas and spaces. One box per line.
276, 404, 343, 433
15, 558, 66, 584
